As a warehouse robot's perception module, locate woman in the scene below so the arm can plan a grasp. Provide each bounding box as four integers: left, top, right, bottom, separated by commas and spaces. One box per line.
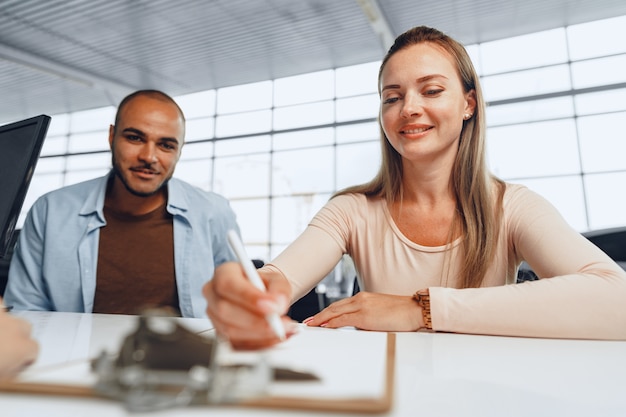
204, 26, 626, 349
0, 298, 38, 379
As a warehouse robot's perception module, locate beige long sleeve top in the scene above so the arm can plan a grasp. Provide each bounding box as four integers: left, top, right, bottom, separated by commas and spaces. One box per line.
266, 183, 626, 340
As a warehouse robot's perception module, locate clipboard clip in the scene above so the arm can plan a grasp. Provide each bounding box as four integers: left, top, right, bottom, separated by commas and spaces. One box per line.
90, 312, 273, 411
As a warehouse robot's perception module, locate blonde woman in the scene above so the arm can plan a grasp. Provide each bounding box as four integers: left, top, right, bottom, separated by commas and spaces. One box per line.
204, 26, 626, 349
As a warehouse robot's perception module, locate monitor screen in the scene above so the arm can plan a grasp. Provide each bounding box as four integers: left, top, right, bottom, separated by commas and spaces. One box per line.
0, 115, 50, 258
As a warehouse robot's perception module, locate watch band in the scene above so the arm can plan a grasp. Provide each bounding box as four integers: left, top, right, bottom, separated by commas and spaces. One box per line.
412, 288, 432, 330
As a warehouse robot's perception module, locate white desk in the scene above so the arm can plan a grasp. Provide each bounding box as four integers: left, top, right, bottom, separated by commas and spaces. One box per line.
1, 311, 625, 417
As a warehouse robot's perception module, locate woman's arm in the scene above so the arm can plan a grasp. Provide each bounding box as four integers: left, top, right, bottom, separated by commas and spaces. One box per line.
265, 225, 346, 303
432, 186, 626, 340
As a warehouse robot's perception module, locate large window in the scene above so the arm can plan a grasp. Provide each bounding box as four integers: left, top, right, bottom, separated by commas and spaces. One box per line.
19, 15, 626, 262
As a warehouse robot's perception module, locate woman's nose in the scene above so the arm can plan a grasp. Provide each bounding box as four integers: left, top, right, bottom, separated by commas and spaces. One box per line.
400, 93, 423, 118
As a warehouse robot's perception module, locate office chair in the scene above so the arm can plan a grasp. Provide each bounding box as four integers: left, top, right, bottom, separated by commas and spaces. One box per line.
582, 226, 626, 270
517, 261, 539, 283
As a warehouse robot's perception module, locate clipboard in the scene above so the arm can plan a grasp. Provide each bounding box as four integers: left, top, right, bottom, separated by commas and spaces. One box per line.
0, 331, 395, 414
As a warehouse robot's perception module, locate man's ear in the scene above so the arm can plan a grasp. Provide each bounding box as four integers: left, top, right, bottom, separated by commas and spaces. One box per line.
108, 124, 115, 149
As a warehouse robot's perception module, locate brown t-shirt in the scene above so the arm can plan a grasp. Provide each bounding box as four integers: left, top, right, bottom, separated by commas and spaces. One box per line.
93, 202, 179, 315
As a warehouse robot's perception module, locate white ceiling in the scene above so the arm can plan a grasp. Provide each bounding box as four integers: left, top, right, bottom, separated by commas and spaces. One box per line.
2, 0, 626, 124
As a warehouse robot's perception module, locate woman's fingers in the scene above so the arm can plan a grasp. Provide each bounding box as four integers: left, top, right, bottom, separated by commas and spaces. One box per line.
304, 295, 359, 328
204, 262, 295, 349
304, 292, 422, 331
0, 313, 39, 380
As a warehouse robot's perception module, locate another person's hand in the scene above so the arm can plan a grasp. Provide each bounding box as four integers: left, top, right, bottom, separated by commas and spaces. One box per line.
303, 292, 424, 331
0, 304, 39, 380
203, 262, 297, 350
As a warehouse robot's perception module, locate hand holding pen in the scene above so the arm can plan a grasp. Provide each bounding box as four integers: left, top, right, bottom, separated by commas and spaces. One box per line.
203, 232, 297, 350
227, 230, 286, 341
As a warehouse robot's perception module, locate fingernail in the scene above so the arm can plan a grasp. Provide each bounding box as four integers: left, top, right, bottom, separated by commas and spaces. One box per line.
302, 316, 314, 324
319, 322, 328, 328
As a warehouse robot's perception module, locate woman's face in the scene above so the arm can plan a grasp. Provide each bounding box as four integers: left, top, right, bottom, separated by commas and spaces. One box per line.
379, 42, 475, 168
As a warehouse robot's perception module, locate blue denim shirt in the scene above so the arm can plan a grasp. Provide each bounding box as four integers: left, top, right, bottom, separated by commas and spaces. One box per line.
4, 173, 239, 318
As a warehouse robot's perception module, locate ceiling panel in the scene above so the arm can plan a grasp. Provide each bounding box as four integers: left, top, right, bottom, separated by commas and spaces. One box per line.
1, 0, 626, 124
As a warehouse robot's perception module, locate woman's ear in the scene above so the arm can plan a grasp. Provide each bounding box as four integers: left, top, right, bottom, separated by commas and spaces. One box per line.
464, 89, 477, 116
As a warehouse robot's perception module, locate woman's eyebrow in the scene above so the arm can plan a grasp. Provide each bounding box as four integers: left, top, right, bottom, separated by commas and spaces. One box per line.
416, 74, 449, 83
381, 74, 449, 92
381, 83, 401, 92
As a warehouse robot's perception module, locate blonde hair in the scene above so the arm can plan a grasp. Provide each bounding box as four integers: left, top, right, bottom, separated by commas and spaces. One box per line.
335, 26, 504, 288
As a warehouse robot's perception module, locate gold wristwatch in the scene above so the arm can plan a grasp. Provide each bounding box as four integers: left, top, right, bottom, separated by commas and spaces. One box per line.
412, 288, 432, 330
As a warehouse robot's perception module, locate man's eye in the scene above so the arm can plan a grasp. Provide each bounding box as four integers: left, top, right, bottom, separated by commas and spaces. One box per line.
126, 135, 141, 141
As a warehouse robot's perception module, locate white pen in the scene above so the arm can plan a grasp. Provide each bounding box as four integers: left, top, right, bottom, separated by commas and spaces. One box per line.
226, 229, 286, 340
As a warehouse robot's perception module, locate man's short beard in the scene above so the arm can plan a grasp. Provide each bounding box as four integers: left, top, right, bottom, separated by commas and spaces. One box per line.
111, 157, 169, 198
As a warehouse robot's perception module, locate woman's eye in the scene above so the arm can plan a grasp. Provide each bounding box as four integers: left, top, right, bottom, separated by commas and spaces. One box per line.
383, 97, 399, 104
424, 89, 443, 96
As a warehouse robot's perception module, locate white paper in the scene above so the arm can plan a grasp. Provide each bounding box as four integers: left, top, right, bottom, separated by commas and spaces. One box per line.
13, 312, 388, 401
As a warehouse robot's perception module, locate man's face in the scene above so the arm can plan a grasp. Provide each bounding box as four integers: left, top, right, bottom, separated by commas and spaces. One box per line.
109, 95, 184, 197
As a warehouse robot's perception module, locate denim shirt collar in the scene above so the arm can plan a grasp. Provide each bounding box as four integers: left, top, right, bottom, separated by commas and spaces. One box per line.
77, 172, 110, 227
165, 177, 190, 219
76, 171, 191, 226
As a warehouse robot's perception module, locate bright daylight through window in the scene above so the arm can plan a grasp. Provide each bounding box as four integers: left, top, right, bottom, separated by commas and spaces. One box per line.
16, 15, 626, 262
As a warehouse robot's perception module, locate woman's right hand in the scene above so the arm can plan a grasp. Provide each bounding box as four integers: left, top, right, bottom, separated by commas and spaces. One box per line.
0, 306, 39, 380
203, 262, 297, 350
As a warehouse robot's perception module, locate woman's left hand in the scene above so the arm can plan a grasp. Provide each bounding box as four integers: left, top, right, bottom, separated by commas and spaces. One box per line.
303, 292, 423, 331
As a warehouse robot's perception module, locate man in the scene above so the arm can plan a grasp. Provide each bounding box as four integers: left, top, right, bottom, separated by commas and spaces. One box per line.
4, 90, 239, 317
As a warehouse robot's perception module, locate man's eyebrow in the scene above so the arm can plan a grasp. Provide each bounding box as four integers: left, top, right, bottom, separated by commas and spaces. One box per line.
121, 127, 145, 136
160, 137, 180, 146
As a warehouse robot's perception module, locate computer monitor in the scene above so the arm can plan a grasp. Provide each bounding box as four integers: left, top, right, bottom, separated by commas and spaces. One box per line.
0, 115, 50, 258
